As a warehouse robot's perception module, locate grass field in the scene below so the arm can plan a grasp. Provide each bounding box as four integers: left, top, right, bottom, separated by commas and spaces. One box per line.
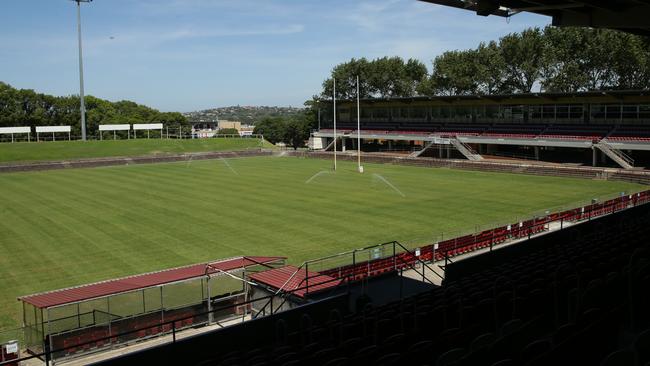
0, 137, 268, 163
0, 156, 644, 331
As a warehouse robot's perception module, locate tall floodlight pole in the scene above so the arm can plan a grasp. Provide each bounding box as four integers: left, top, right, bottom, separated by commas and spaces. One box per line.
73, 0, 92, 141
356, 75, 362, 173
333, 78, 337, 171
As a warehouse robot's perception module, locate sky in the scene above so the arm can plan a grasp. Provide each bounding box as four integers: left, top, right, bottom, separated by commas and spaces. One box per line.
0, 0, 550, 112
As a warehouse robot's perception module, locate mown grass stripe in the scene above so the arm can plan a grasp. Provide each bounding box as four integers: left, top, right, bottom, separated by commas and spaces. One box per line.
0, 156, 643, 330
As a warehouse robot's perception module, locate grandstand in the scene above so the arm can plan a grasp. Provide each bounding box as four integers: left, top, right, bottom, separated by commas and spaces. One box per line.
312, 90, 650, 169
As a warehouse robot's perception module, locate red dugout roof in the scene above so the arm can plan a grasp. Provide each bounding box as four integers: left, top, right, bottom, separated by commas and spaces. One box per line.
19, 256, 285, 309
249, 265, 342, 298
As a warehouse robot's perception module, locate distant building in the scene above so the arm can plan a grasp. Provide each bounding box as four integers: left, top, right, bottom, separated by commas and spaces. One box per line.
190, 121, 218, 138
239, 125, 255, 137
218, 120, 241, 131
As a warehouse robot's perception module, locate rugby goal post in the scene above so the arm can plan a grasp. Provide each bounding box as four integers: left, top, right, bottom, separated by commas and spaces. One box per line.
0, 127, 31, 143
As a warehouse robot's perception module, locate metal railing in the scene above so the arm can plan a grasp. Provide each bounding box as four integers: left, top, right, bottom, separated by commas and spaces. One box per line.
598, 140, 635, 167
0, 279, 348, 366
0, 130, 264, 143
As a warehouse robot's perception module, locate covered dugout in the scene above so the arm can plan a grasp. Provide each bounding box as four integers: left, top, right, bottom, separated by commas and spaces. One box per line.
17, 256, 285, 360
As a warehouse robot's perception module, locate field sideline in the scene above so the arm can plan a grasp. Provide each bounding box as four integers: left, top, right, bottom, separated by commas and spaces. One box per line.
0, 138, 269, 163
0, 156, 643, 331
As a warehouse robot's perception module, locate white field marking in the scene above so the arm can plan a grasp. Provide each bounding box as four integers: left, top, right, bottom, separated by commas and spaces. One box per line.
372, 173, 406, 197
220, 157, 239, 175
305, 170, 331, 184
185, 154, 194, 168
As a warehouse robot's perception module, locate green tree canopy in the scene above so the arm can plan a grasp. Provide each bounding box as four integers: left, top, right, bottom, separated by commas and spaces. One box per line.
318, 26, 649, 99
321, 57, 429, 100
253, 117, 285, 144
0, 83, 187, 135
217, 128, 239, 136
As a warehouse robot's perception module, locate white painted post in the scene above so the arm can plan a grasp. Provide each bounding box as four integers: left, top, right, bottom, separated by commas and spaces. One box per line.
357, 75, 362, 173
333, 78, 337, 171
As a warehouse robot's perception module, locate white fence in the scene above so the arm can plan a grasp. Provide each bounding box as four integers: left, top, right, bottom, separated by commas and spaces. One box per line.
0, 124, 264, 143
99, 124, 131, 140
35, 126, 71, 141
133, 123, 163, 139
0, 127, 31, 142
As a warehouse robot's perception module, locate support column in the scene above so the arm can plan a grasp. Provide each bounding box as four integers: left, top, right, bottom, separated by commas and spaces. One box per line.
438, 144, 443, 158
534, 146, 540, 160
388, 140, 392, 151
592, 147, 597, 167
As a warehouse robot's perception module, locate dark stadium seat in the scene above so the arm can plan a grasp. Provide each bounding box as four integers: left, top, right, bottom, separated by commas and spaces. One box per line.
636, 329, 650, 365
599, 349, 636, 366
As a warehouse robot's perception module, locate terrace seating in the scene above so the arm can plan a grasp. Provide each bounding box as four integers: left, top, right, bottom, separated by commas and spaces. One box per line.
480, 133, 539, 139
434, 123, 489, 134
607, 125, 650, 143
485, 124, 547, 136
318, 123, 650, 144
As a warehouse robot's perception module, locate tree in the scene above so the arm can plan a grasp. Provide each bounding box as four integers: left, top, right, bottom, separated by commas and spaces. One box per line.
283, 117, 310, 150
322, 58, 373, 100
611, 33, 650, 89
253, 117, 285, 144
499, 28, 547, 93
0, 82, 187, 136
321, 56, 429, 99
405, 58, 429, 95
217, 128, 239, 136
475, 41, 509, 94
157, 112, 187, 126
429, 50, 480, 95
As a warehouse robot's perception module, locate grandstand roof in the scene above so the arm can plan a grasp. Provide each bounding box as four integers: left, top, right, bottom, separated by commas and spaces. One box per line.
334, 89, 650, 105
249, 265, 342, 298
19, 256, 286, 309
419, 0, 650, 36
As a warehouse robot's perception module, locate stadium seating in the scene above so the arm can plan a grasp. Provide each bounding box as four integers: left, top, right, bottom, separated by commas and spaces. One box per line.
321, 122, 624, 142
607, 125, 650, 143
320, 121, 650, 143
95, 199, 650, 366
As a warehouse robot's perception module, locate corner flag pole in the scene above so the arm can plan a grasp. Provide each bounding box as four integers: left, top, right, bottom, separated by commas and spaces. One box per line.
357, 75, 362, 173
333, 78, 337, 171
